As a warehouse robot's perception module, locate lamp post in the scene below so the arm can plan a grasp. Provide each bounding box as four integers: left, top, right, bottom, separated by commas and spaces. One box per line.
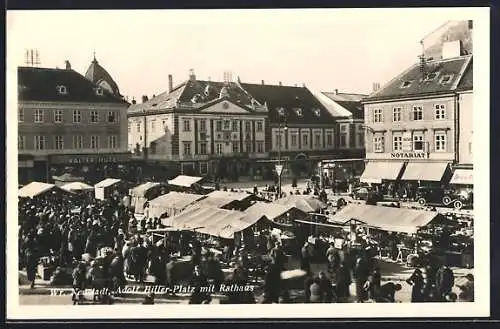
277, 113, 287, 196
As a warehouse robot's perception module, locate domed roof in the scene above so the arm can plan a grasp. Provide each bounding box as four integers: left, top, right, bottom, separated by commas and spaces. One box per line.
84, 55, 121, 96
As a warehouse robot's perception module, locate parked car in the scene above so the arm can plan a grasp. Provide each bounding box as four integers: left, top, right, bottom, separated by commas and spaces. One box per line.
416, 186, 473, 210
351, 186, 383, 204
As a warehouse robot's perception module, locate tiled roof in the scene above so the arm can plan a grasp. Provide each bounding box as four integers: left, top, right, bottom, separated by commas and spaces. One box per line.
85, 58, 121, 96
18, 67, 128, 104
240, 83, 336, 124
456, 59, 473, 91
364, 55, 472, 102
322, 92, 366, 120
128, 82, 187, 113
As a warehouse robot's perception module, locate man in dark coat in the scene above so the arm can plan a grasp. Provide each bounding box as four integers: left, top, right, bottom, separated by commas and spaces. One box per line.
300, 242, 311, 275
353, 256, 369, 302
435, 265, 455, 301
406, 268, 425, 302
263, 264, 282, 303
25, 247, 38, 289
335, 262, 351, 302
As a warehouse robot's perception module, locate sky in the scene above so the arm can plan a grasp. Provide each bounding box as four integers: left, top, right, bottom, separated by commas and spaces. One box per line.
7, 9, 474, 100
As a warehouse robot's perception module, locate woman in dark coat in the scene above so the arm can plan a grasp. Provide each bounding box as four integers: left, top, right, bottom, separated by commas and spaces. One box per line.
406, 268, 425, 302
25, 247, 38, 289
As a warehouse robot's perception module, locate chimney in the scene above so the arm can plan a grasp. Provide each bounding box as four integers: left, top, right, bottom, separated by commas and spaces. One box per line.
142, 95, 148, 103
64, 60, 71, 70
189, 69, 196, 81
335, 89, 339, 95
302, 83, 306, 87
442, 40, 463, 59
261, 80, 265, 85
279, 81, 282, 86
168, 74, 173, 93
372, 82, 381, 92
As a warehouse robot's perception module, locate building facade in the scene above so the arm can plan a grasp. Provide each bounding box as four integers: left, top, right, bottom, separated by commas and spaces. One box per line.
128, 71, 269, 181
18, 60, 129, 184
361, 39, 473, 188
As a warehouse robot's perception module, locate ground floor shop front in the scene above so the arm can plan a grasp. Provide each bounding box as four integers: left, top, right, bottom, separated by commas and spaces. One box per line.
18, 153, 132, 185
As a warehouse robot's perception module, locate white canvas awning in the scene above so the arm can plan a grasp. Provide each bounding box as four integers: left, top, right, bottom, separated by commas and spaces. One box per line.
61, 182, 94, 192
450, 169, 473, 185
402, 162, 449, 181
168, 175, 204, 188
360, 161, 405, 183
94, 178, 122, 188
19, 182, 56, 198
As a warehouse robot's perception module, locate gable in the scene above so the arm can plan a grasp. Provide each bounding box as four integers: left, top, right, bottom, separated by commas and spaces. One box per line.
199, 99, 252, 114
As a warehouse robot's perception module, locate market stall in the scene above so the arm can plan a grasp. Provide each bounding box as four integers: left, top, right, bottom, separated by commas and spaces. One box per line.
130, 181, 167, 215
273, 195, 327, 213
148, 192, 205, 222
94, 178, 123, 201
191, 190, 258, 211
18, 182, 62, 199
60, 181, 94, 193
168, 175, 207, 193
52, 173, 85, 187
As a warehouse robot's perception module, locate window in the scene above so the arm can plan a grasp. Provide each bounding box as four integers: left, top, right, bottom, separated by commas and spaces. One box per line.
108, 136, 117, 149
291, 135, 297, 147
18, 135, 25, 150
54, 136, 64, 150
34, 136, 45, 150
326, 133, 333, 147
151, 120, 155, 132
400, 80, 413, 88
183, 142, 191, 155
90, 136, 99, 149
223, 120, 230, 130
435, 133, 446, 152
73, 135, 83, 149
57, 85, 68, 95
257, 141, 264, 153
412, 106, 423, 120
199, 142, 207, 155
216, 120, 222, 132
34, 109, 44, 123
199, 162, 208, 175
216, 143, 223, 154
303, 134, 309, 147
54, 110, 63, 123
294, 108, 303, 116
199, 120, 207, 132
357, 131, 364, 148
136, 122, 141, 133
257, 121, 263, 132
275, 133, 282, 148
424, 72, 439, 81
232, 120, 239, 131
96, 88, 104, 96
245, 140, 252, 153
183, 119, 191, 132
413, 134, 424, 151
373, 136, 384, 152
440, 74, 453, 85
314, 134, 321, 148
340, 135, 347, 148
276, 107, 285, 116
107, 111, 117, 123
393, 135, 402, 151
90, 111, 99, 123
393, 107, 402, 122
73, 110, 81, 123
340, 124, 347, 132
232, 141, 239, 153
18, 108, 24, 122
373, 109, 382, 123
313, 109, 321, 117
245, 121, 251, 132
435, 104, 446, 120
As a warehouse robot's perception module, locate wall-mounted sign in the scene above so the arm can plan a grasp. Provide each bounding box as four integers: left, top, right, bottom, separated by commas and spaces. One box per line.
50, 153, 131, 165
390, 152, 428, 159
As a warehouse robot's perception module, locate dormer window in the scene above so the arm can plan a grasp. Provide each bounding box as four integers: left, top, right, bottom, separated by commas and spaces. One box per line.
294, 108, 303, 117
56, 85, 68, 95
313, 108, 321, 117
439, 74, 454, 85
424, 72, 440, 81
276, 107, 285, 116
95, 87, 104, 96
400, 81, 413, 88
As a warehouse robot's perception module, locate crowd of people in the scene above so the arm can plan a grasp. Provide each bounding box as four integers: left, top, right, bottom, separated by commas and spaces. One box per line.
18, 178, 474, 305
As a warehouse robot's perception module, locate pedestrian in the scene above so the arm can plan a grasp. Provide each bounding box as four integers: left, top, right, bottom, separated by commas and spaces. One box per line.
253, 185, 258, 195
406, 268, 425, 302
263, 264, 282, 304
309, 277, 322, 303
435, 264, 455, 301
300, 242, 311, 275
353, 256, 369, 302
365, 266, 381, 301
318, 271, 334, 302
335, 261, 351, 302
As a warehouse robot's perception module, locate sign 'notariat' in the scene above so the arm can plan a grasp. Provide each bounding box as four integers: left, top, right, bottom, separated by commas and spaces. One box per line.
390, 152, 429, 159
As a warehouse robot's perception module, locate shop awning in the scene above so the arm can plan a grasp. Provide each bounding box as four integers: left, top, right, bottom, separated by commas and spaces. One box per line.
18, 182, 57, 198
169, 206, 261, 239
273, 195, 326, 213
149, 192, 205, 220
328, 204, 440, 234
360, 161, 404, 183
94, 178, 122, 188
168, 175, 204, 187
402, 162, 449, 181
131, 182, 161, 197
450, 169, 473, 185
